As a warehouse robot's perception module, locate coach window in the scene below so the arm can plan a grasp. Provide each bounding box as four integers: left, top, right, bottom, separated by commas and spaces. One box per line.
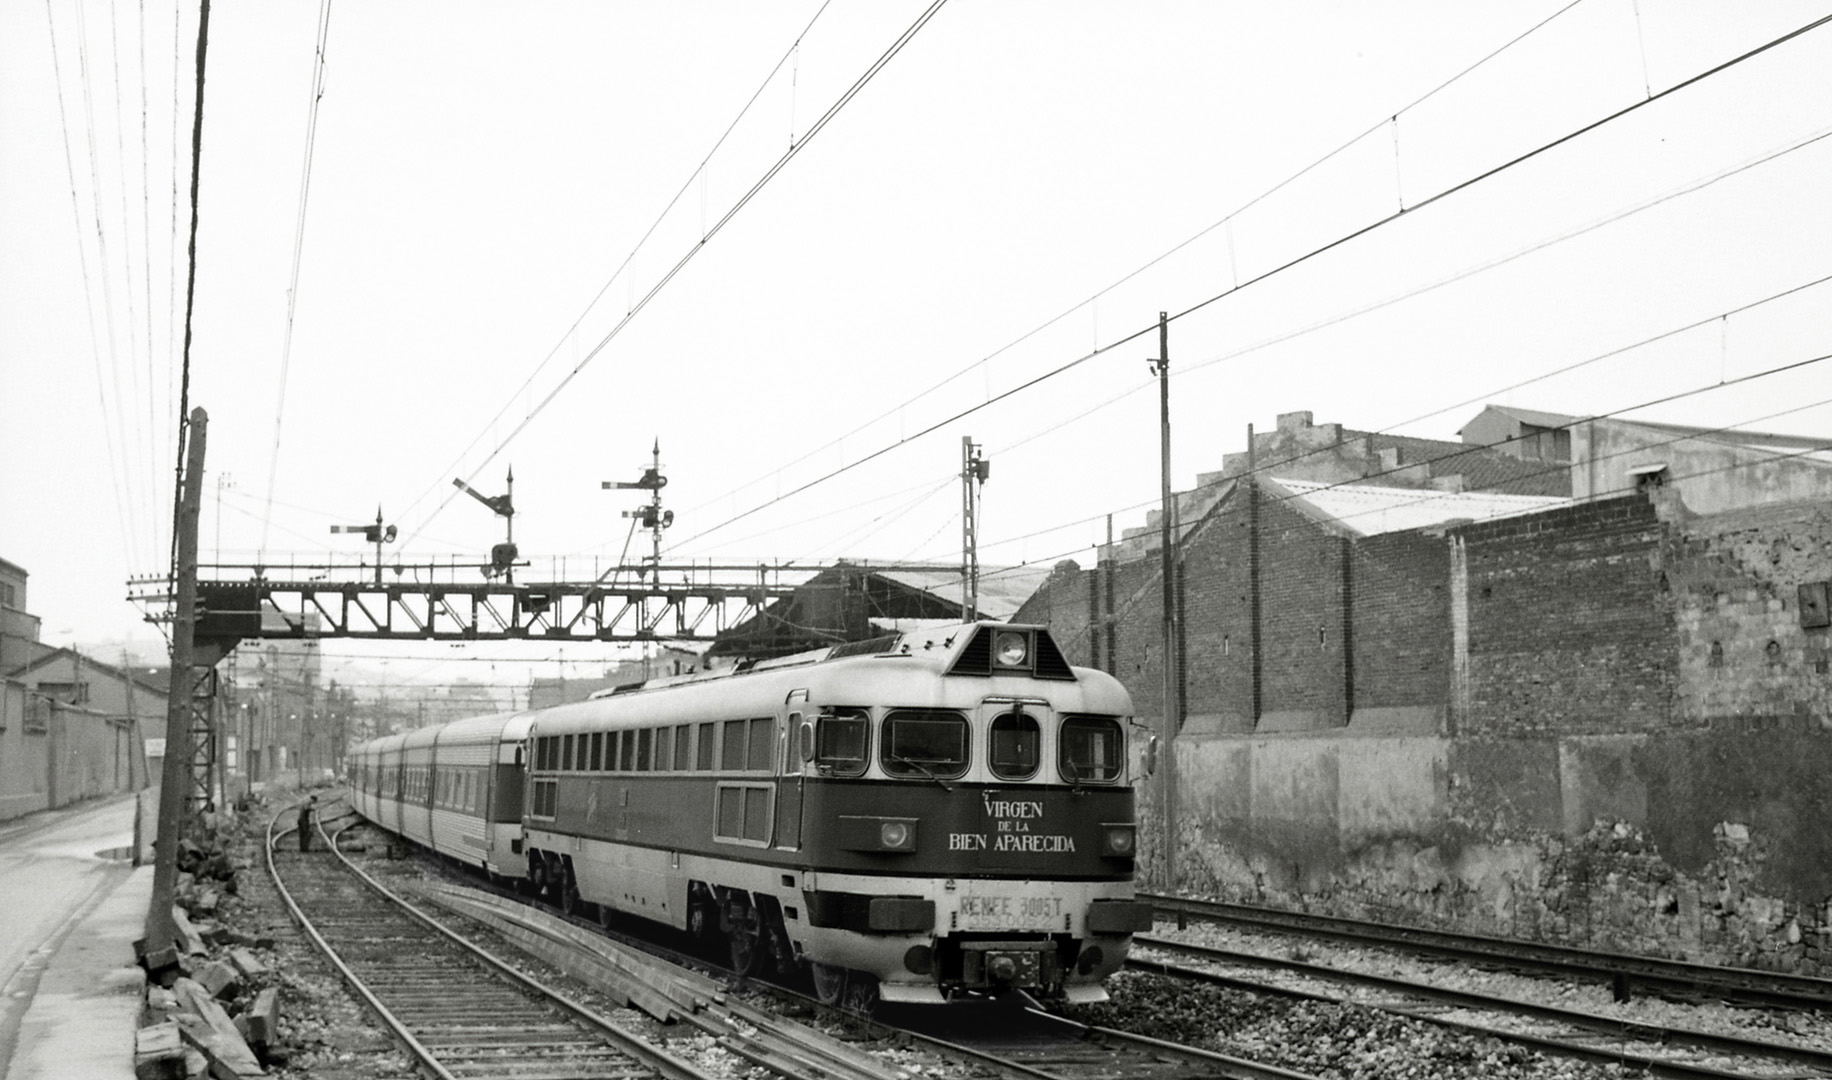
617, 730, 631, 772
634, 728, 650, 771
562, 734, 576, 771
674, 725, 692, 770
697, 722, 714, 770
1059, 715, 1124, 783
655, 727, 673, 771
588, 733, 602, 771
989, 709, 1041, 780
881, 709, 969, 780
814, 707, 869, 778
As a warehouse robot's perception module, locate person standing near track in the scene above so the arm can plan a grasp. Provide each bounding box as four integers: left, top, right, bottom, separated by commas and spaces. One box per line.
298, 794, 317, 853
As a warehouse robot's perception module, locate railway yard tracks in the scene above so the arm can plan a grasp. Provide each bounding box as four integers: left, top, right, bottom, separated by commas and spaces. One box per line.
1134, 893, 1832, 1079
271, 798, 1350, 1080
270, 795, 1832, 1080
1144, 892, 1832, 1011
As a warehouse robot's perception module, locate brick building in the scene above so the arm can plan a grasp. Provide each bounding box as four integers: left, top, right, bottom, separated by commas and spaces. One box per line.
1015, 409, 1832, 972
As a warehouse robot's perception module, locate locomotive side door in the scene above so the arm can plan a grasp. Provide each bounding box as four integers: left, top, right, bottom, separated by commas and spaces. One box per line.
775, 689, 809, 851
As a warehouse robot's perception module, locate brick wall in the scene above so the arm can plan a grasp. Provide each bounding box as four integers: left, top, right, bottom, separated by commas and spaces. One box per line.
1256, 493, 1350, 729
1179, 488, 1254, 732
1350, 530, 1452, 716
1456, 496, 1676, 736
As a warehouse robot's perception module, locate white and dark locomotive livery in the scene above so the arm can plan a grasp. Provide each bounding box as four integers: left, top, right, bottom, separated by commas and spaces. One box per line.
349, 621, 1155, 1005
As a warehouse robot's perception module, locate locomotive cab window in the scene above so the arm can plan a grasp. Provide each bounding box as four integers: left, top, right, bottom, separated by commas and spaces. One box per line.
814, 707, 869, 777
989, 709, 1041, 780
1060, 715, 1124, 783
881, 709, 969, 780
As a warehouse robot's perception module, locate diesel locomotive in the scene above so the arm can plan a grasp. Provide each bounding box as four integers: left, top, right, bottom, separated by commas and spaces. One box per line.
348, 620, 1156, 1007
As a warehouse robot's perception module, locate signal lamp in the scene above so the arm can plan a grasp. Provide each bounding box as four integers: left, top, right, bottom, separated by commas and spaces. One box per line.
880, 822, 911, 849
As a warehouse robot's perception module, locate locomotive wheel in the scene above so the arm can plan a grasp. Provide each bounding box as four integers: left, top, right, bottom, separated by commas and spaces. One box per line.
559, 873, 582, 916
809, 962, 847, 1006
727, 903, 765, 977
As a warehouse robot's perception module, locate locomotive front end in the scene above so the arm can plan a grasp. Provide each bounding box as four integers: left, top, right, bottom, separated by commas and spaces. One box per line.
795, 623, 1153, 1004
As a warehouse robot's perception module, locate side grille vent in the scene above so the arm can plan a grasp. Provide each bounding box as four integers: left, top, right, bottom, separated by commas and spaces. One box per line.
951, 627, 993, 675
1033, 632, 1075, 680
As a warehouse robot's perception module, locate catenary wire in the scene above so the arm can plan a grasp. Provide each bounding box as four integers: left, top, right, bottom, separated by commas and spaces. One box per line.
948, 352, 1832, 567
683, 0, 1593, 522
257, 0, 334, 561
664, 9, 1832, 556
43, 0, 136, 569
682, 144, 1832, 567
398, 0, 951, 548
393, 0, 836, 528
167, 0, 211, 583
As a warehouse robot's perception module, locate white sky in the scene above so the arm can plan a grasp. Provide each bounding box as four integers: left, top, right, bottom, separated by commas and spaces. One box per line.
4, 1, 1830, 695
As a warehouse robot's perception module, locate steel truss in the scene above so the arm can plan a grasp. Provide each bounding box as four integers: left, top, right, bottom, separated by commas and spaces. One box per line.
168, 560, 873, 646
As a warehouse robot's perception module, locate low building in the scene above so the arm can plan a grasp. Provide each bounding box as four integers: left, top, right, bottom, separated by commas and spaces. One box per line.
1014, 406, 1832, 973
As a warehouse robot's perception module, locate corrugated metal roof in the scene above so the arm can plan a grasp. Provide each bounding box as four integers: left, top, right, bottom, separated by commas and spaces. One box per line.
1266, 477, 1569, 536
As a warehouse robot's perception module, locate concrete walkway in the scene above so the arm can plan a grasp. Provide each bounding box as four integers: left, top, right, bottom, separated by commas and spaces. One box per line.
0, 796, 147, 1080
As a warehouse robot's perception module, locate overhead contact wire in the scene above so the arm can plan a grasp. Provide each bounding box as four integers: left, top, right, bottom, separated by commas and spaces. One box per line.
670, 9, 1832, 553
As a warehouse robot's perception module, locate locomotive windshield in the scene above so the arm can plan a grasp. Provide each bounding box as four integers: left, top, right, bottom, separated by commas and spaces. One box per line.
1060, 715, 1125, 783
882, 709, 970, 780
989, 710, 1041, 780
815, 707, 870, 777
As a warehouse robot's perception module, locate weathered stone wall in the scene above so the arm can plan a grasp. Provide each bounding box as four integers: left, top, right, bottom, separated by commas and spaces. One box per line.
1019, 489, 1832, 972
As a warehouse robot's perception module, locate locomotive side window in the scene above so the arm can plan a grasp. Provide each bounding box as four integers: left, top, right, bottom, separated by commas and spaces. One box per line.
1060, 715, 1124, 783
747, 718, 774, 773
815, 708, 869, 777
618, 730, 633, 771
655, 727, 673, 771
989, 710, 1041, 780
722, 719, 745, 769
697, 722, 714, 770
882, 709, 969, 780
674, 725, 692, 770
636, 728, 652, 770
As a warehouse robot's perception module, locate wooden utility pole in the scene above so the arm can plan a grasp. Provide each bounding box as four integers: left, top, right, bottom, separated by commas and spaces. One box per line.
1150, 312, 1179, 893
145, 407, 207, 965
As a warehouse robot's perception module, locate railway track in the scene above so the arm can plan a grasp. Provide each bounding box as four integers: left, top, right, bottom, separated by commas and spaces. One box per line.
335, 816, 1330, 1080
891, 996, 1327, 1080
1128, 934, 1832, 1079
1143, 892, 1832, 1011
266, 804, 717, 1080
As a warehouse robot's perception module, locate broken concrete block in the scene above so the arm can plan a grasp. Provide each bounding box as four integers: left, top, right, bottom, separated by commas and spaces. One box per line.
171, 907, 208, 956
227, 948, 268, 980
193, 959, 241, 1001
135, 1020, 185, 1080
244, 988, 279, 1049
173, 997, 265, 1078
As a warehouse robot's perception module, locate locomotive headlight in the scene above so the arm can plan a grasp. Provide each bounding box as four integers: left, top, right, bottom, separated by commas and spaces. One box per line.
995, 631, 1029, 668
880, 821, 912, 849
1101, 824, 1136, 857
